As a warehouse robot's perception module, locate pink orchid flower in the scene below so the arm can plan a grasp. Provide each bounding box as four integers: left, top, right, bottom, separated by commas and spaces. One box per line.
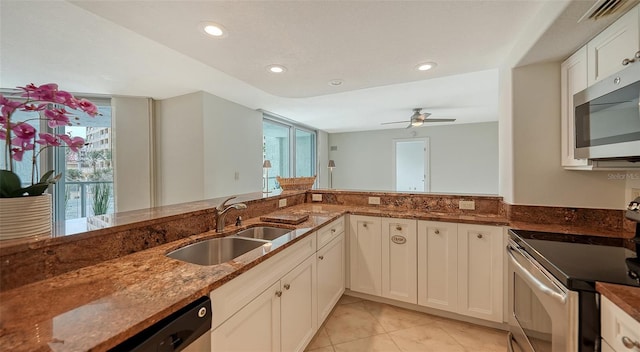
11, 123, 36, 144
44, 108, 71, 128
35, 133, 61, 146
59, 134, 85, 152
77, 98, 99, 116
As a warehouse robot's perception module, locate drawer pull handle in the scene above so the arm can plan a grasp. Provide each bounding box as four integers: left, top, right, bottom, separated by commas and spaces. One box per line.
284, 284, 291, 290
319, 255, 324, 260
434, 230, 440, 235
275, 291, 282, 297
622, 57, 636, 66
622, 336, 640, 349
477, 234, 483, 239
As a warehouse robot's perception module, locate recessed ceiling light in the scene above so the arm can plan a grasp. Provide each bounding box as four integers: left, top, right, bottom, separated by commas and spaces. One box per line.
267, 65, 287, 73
199, 22, 226, 37
328, 79, 343, 86
416, 62, 437, 71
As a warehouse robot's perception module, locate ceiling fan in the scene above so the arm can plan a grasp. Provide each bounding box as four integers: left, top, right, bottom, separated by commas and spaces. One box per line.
381, 108, 456, 128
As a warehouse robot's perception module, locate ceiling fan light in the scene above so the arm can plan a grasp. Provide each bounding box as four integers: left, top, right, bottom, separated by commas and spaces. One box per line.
411, 119, 424, 127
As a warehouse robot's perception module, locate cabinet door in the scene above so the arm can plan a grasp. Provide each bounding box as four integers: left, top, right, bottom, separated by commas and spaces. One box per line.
457, 224, 504, 322
587, 5, 640, 86
349, 215, 382, 296
211, 281, 281, 352
381, 218, 417, 304
417, 221, 458, 312
561, 46, 590, 168
317, 233, 345, 326
281, 255, 317, 352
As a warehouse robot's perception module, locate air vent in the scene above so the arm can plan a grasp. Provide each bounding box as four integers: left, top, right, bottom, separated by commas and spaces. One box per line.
579, 0, 637, 22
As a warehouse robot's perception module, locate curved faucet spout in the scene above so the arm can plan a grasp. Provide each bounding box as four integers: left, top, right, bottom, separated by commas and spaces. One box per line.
215, 196, 247, 233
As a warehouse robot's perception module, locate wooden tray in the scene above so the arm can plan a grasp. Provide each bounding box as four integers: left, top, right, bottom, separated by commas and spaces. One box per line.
260, 214, 309, 225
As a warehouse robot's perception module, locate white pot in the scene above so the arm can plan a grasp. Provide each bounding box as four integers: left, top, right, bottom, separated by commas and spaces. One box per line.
0, 193, 52, 240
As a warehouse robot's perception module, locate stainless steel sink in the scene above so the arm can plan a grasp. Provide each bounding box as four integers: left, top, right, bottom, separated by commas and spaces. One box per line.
167, 237, 268, 266
234, 227, 292, 241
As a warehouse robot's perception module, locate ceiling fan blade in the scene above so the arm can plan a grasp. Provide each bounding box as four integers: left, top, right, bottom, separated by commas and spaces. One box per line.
424, 118, 456, 123
406, 123, 413, 129
381, 121, 409, 125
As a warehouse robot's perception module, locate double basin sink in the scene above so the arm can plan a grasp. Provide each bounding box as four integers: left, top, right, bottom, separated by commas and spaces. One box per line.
167, 227, 293, 266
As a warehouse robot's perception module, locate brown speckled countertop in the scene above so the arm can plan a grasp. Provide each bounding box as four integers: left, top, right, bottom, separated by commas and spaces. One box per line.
597, 282, 640, 322
0, 200, 633, 351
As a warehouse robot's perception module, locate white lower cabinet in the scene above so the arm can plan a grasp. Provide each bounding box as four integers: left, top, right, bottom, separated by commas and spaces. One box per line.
281, 255, 317, 352
417, 221, 458, 312
317, 233, 345, 325
211, 281, 281, 352
381, 218, 417, 304
349, 215, 382, 296
601, 295, 640, 352
457, 224, 504, 322
417, 221, 504, 322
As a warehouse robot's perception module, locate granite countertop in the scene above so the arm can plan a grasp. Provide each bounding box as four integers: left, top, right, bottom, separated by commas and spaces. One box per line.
596, 282, 640, 322
0, 202, 632, 351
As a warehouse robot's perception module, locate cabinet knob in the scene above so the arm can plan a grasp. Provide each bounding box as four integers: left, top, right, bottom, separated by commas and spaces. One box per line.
275, 291, 282, 297
622, 57, 636, 66
363, 223, 368, 228
434, 229, 440, 235
319, 255, 324, 260
331, 228, 336, 233
396, 225, 402, 231
635, 51, 640, 59
284, 283, 291, 290
622, 336, 640, 349
477, 234, 483, 239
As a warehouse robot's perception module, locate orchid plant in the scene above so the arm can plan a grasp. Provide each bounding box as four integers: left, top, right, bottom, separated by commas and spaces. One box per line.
0, 83, 99, 198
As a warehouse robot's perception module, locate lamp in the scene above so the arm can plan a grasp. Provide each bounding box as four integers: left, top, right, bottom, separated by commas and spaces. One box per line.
263, 160, 272, 193
328, 160, 336, 189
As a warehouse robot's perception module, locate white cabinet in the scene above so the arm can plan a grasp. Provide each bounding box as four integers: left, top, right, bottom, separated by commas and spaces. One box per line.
349, 215, 382, 296
601, 295, 640, 352
587, 5, 640, 86
381, 218, 417, 304
457, 224, 504, 323
417, 221, 503, 323
417, 221, 458, 312
281, 255, 317, 352
317, 233, 345, 326
211, 281, 281, 352
561, 46, 591, 169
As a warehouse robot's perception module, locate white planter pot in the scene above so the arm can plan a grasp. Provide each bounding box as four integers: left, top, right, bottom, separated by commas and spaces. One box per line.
0, 193, 52, 240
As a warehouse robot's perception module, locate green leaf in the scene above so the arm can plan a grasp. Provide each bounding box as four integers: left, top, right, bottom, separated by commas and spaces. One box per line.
16, 183, 50, 197
39, 170, 55, 184
0, 170, 22, 198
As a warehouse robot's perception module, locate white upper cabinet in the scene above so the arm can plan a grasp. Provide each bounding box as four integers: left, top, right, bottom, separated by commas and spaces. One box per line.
349, 215, 382, 296
381, 218, 417, 304
587, 5, 640, 86
561, 47, 591, 169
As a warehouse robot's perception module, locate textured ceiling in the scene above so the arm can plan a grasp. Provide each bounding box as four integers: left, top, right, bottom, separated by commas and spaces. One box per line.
0, 0, 621, 132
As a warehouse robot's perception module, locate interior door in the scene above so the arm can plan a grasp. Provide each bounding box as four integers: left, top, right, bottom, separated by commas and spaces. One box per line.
394, 138, 428, 192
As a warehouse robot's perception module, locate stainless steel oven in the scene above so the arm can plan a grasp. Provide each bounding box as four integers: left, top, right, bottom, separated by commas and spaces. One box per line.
507, 239, 579, 352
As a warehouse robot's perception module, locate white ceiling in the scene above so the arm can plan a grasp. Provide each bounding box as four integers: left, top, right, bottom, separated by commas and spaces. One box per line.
0, 0, 624, 133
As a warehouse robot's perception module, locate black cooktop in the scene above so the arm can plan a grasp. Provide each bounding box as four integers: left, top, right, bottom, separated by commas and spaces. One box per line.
509, 229, 639, 291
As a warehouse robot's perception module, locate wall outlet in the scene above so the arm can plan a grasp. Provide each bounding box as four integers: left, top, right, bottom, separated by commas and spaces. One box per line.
459, 200, 476, 210
368, 197, 381, 205
312, 194, 323, 202
279, 198, 287, 208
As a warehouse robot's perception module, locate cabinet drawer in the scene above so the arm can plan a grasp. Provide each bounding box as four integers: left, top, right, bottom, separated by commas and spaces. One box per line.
317, 216, 344, 250
601, 295, 640, 352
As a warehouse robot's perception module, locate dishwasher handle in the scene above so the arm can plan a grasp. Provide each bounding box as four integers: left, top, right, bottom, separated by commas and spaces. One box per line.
109, 296, 212, 352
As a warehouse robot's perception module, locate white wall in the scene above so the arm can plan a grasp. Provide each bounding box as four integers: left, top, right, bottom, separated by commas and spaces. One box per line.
510, 62, 627, 209
328, 122, 499, 194
112, 96, 153, 211
317, 130, 330, 188
154, 92, 205, 205
202, 92, 262, 198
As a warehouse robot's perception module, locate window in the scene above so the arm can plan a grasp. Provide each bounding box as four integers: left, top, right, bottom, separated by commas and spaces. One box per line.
263, 115, 316, 191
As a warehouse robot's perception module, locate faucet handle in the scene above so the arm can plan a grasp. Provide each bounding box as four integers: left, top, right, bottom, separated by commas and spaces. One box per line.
217, 196, 237, 211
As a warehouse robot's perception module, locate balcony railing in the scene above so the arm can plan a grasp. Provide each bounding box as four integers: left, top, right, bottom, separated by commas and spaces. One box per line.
64, 181, 114, 219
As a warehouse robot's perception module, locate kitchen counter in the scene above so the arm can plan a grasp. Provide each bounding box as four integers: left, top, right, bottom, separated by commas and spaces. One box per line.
596, 282, 640, 322
0, 200, 633, 351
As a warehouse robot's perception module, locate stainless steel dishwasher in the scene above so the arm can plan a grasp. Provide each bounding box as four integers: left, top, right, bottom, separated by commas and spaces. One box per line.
109, 296, 212, 352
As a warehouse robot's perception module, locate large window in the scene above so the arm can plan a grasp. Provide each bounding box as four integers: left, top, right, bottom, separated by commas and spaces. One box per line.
263, 116, 316, 191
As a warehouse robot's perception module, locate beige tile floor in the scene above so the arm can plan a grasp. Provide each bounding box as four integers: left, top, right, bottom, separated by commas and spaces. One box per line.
306, 295, 508, 352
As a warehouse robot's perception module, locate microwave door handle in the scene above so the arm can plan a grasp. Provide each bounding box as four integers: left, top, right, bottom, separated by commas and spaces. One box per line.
507, 247, 567, 304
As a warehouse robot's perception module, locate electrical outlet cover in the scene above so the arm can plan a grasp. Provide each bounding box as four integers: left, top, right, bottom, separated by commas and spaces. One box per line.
368, 197, 381, 205
312, 194, 323, 201
279, 198, 287, 207
458, 200, 475, 210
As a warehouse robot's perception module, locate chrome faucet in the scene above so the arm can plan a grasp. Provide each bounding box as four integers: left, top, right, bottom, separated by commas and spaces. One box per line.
215, 196, 247, 233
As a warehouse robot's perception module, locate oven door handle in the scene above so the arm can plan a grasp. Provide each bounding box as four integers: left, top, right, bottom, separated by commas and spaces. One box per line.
507, 247, 567, 304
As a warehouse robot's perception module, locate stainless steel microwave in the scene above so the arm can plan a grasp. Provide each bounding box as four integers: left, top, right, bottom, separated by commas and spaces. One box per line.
574, 63, 640, 161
